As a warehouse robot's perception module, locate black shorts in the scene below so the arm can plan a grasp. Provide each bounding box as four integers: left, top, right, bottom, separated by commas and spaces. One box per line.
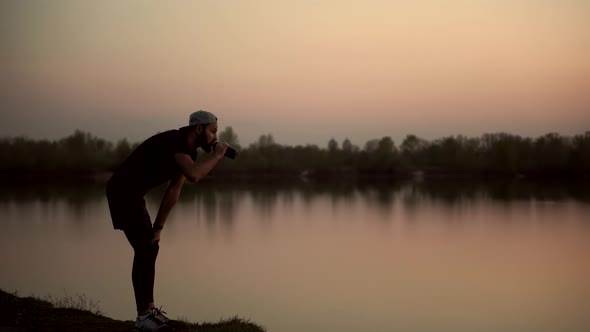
106, 183, 151, 230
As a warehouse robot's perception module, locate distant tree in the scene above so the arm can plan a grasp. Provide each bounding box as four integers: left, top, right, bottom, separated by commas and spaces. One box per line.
401, 134, 428, 167
401, 134, 427, 154
364, 139, 379, 152
114, 139, 132, 165
258, 134, 276, 147
328, 138, 339, 153
377, 136, 395, 154
218, 126, 241, 150
570, 131, 590, 174
534, 133, 569, 172
1, 129, 587, 179
342, 138, 353, 153
481, 133, 527, 174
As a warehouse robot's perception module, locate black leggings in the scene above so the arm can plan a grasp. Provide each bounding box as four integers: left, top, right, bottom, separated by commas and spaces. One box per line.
106, 185, 160, 313
123, 222, 160, 312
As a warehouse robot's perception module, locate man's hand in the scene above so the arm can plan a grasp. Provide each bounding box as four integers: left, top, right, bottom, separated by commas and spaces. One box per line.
213, 142, 229, 160
151, 230, 161, 244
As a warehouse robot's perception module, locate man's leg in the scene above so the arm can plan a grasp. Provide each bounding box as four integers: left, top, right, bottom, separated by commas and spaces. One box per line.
147, 238, 160, 309
108, 191, 168, 330
124, 221, 159, 315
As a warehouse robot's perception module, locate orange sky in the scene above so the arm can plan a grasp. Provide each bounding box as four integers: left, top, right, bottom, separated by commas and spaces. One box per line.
1, 0, 588, 146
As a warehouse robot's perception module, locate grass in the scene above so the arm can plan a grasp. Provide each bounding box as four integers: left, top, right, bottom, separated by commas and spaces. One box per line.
44, 290, 103, 316
0, 289, 266, 331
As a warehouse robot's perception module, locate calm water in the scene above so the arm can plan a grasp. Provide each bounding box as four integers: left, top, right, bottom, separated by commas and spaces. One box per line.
1, 180, 589, 332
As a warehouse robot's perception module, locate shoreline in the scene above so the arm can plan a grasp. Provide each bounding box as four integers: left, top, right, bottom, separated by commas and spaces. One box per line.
0, 289, 266, 332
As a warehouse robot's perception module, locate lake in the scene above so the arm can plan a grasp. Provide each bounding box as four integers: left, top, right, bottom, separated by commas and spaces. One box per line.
1, 179, 589, 332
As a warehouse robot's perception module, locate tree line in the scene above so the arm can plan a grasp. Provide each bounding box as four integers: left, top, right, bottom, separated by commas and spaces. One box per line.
1, 128, 588, 180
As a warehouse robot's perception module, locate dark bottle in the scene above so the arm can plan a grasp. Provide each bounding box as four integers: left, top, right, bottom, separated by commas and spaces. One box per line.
212, 142, 238, 159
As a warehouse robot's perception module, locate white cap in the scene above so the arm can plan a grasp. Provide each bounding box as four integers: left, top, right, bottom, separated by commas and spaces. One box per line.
189, 110, 217, 126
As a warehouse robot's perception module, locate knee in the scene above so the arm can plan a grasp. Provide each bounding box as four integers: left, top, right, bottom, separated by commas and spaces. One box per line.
151, 241, 160, 258
134, 241, 158, 260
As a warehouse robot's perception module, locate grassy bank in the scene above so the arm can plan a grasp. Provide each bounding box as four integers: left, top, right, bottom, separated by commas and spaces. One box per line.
0, 289, 266, 332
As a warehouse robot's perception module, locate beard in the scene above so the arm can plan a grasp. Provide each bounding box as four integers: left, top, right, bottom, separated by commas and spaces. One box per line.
197, 133, 214, 152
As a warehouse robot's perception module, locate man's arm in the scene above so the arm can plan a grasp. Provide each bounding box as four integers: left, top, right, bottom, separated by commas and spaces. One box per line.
153, 172, 185, 232
174, 142, 228, 183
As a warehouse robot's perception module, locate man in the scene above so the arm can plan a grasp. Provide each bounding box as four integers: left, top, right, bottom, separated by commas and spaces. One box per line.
106, 110, 229, 331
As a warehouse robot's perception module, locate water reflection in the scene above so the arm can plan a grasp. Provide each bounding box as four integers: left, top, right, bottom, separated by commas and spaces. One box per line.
1, 179, 588, 227
1, 178, 589, 332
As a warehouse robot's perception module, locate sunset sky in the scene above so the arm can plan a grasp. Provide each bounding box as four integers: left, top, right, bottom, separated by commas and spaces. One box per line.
1, 0, 588, 147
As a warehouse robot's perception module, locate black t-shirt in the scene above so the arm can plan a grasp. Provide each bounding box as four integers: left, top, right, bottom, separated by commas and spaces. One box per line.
108, 129, 196, 197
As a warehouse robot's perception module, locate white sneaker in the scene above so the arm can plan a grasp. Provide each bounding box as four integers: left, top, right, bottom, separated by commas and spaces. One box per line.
151, 306, 171, 324
135, 311, 169, 331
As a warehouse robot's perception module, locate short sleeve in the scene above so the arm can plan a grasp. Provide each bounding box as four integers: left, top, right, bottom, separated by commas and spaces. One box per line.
172, 130, 197, 162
